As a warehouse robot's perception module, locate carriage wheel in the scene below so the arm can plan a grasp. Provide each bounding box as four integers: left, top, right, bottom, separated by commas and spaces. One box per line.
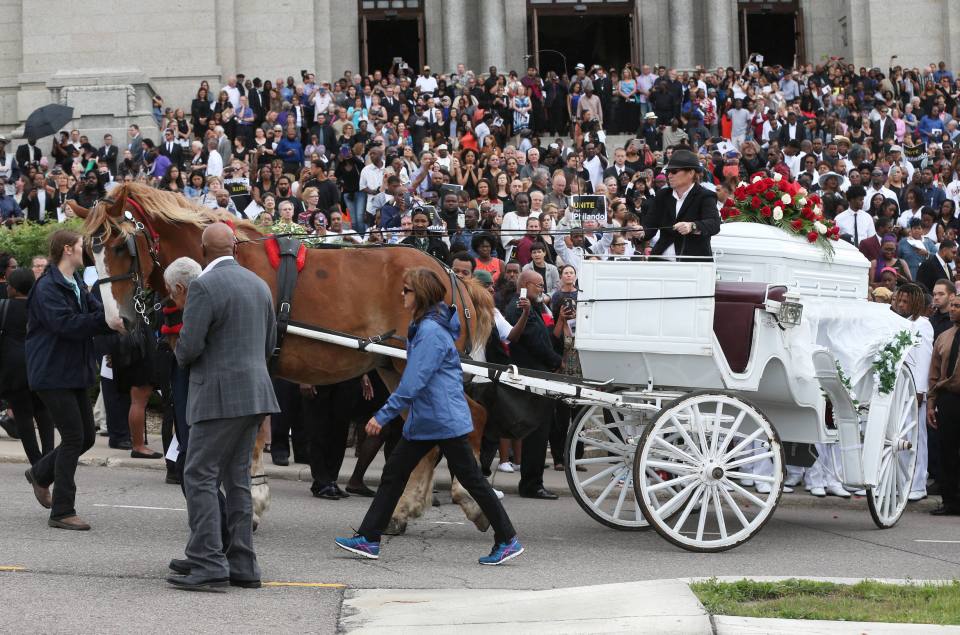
565, 402, 649, 530
867, 367, 919, 529
634, 391, 784, 552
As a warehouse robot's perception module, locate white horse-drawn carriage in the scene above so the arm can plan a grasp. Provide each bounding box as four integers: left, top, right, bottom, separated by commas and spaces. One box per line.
565, 222, 921, 551
301, 222, 921, 553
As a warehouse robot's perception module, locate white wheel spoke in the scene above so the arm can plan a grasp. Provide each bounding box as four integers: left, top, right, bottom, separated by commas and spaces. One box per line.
723, 478, 768, 507
695, 487, 711, 542
721, 426, 764, 463
672, 484, 705, 532
715, 410, 746, 459
725, 471, 775, 483
709, 400, 725, 456
652, 435, 700, 465
612, 472, 630, 520
654, 479, 701, 520
592, 468, 623, 508
718, 484, 751, 529
669, 414, 705, 460
691, 405, 709, 458
724, 450, 775, 470
645, 459, 700, 475
573, 455, 624, 466
578, 435, 628, 456
647, 473, 699, 493
598, 417, 628, 445
580, 462, 623, 487
712, 487, 728, 540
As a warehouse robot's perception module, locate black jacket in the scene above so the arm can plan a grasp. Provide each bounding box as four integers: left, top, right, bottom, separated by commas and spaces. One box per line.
931, 309, 954, 341
15, 143, 41, 167
916, 255, 951, 293
0, 298, 28, 394
19, 188, 58, 222
643, 183, 721, 259
503, 297, 562, 372
25, 266, 110, 390
158, 141, 184, 168
98, 144, 118, 175
401, 235, 450, 262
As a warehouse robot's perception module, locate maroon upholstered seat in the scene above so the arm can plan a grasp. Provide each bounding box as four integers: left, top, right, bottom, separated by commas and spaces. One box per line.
713, 282, 787, 373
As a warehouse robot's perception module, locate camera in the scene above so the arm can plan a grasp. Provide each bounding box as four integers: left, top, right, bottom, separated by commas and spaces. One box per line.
562, 297, 576, 312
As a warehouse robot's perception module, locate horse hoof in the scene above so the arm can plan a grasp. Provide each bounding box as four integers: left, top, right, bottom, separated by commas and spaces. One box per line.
384, 518, 407, 535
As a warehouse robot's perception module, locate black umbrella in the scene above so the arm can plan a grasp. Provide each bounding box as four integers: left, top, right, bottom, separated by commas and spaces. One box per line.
23, 103, 74, 140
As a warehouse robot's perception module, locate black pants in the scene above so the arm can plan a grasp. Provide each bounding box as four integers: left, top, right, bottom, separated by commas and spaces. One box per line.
307, 379, 364, 491
6, 389, 54, 465
31, 388, 96, 519
519, 418, 550, 495
100, 376, 132, 446
271, 378, 309, 462
936, 392, 960, 509
358, 434, 516, 544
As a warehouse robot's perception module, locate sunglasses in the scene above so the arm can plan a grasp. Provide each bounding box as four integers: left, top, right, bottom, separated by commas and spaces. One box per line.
612, 242, 627, 246
666, 168, 688, 175
401, 286, 414, 295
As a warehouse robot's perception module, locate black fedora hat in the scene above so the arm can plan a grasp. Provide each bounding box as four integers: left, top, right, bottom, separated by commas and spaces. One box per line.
664, 149, 702, 172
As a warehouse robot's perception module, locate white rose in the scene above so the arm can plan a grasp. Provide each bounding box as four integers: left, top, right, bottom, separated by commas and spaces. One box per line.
781, 193, 792, 205
773, 206, 783, 220
814, 221, 827, 235
752, 175, 762, 184
773, 172, 782, 182
798, 197, 807, 206
813, 205, 822, 215
798, 188, 807, 196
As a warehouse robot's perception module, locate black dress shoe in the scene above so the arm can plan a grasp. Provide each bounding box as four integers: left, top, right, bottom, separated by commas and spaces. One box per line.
332, 484, 351, 499
346, 484, 376, 497
109, 440, 132, 450
167, 574, 228, 592
229, 577, 262, 589
272, 454, 289, 467
930, 504, 960, 516
165, 472, 182, 485
169, 558, 192, 575
131, 450, 163, 459
520, 488, 559, 500
312, 484, 340, 500
0, 414, 18, 439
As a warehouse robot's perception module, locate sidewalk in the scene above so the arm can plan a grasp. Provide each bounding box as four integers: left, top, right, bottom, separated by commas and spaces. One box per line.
0, 433, 941, 512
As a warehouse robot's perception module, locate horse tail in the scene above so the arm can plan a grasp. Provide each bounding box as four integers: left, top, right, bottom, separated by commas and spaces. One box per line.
459, 276, 494, 359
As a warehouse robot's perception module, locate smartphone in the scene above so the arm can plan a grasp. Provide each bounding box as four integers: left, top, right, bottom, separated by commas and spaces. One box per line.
457, 212, 465, 228
519, 288, 528, 300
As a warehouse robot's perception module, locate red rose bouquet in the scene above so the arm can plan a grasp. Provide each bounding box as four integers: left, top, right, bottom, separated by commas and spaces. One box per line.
721, 171, 840, 255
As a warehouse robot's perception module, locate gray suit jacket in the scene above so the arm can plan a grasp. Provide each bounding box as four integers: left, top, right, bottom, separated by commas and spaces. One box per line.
176, 258, 279, 424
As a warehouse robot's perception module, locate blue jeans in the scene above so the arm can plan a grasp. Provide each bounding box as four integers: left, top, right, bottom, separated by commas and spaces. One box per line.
344, 192, 366, 233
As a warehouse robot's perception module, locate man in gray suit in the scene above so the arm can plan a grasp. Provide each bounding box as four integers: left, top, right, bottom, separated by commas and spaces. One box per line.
168, 222, 279, 592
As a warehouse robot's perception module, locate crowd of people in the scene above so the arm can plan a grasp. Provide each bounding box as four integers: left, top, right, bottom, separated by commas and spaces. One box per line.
0, 51, 958, 559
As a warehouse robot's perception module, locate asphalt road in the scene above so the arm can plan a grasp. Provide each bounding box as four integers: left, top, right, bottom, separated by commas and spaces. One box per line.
1, 463, 958, 633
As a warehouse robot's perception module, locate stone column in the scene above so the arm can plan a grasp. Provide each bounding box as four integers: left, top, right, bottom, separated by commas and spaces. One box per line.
707, 0, 733, 69
669, 0, 695, 70
480, 0, 506, 70
215, 0, 236, 79
443, 0, 468, 74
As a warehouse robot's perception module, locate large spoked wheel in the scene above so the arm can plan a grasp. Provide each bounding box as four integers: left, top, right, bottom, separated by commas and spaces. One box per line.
565, 402, 649, 530
634, 391, 784, 552
867, 367, 919, 529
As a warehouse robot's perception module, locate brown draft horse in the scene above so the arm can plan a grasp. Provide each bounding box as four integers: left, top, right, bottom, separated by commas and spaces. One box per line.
71, 183, 494, 535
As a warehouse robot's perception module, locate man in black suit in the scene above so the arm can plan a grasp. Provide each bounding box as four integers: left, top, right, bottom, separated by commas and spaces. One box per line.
97, 133, 118, 176
777, 111, 806, 146
248, 78, 266, 127
15, 137, 41, 167
917, 240, 957, 292
603, 147, 636, 181
640, 149, 721, 259
19, 173, 56, 222
158, 128, 183, 169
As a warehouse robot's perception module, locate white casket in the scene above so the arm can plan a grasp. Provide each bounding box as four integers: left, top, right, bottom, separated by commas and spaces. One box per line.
713, 222, 869, 299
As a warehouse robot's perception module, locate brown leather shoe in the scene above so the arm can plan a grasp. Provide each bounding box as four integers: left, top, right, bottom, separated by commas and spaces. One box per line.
24, 468, 52, 509
48, 516, 91, 531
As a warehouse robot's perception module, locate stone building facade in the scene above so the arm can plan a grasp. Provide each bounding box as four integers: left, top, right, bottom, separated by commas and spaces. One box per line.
0, 0, 958, 143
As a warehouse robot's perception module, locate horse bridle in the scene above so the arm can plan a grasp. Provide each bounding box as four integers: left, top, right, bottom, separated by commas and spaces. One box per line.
92, 196, 164, 326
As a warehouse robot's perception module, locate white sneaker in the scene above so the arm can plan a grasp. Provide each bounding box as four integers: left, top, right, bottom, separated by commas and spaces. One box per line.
809, 486, 826, 497
497, 462, 515, 473
784, 474, 803, 487
825, 484, 851, 498
782, 485, 794, 494
853, 488, 867, 496
511, 462, 521, 471
739, 479, 755, 487
493, 488, 505, 500
755, 482, 772, 494
908, 490, 927, 501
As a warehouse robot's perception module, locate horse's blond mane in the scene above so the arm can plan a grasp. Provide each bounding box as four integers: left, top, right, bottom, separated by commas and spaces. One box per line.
83, 182, 263, 239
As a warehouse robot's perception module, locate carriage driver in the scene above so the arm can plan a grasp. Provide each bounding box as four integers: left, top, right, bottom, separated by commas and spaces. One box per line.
638, 149, 721, 260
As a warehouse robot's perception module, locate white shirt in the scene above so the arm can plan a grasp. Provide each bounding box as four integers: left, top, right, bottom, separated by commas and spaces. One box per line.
897, 208, 923, 229
663, 185, 693, 258
834, 209, 876, 243
222, 85, 241, 110
359, 163, 385, 212
782, 153, 800, 178
500, 211, 530, 248
865, 185, 899, 207
200, 255, 233, 277
416, 75, 438, 94
35, 189, 47, 221
583, 155, 603, 190
206, 149, 223, 177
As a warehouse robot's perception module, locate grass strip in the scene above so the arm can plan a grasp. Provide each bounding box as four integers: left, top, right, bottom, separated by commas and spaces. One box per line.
690, 578, 960, 625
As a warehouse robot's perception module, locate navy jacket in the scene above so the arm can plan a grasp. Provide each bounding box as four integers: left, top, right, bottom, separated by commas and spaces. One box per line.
25, 266, 110, 391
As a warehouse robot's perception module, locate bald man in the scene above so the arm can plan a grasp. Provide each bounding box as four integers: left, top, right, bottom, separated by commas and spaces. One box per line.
170, 222, 279, 592
503, 270, 563, 500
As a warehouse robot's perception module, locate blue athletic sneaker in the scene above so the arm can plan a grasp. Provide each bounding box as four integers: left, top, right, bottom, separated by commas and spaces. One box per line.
334, 535, 380, 560
478, 537, 524, 565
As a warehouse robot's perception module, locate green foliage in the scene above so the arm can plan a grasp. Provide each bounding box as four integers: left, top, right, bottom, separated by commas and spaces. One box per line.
691, 578, 960, 624
0, 220, 85, 264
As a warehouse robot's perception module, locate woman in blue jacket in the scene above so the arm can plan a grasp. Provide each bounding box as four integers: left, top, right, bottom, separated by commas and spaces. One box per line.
24, 229, 117, 531
335, 268, 522, 566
